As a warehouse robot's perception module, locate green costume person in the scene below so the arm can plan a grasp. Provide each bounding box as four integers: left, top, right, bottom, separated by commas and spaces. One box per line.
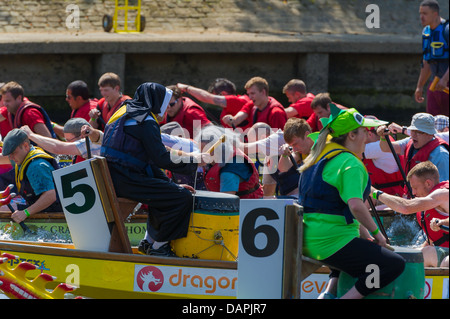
298, 104, 405, 299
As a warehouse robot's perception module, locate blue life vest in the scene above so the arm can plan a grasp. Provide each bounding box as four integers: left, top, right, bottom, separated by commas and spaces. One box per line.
298, 149, 371, 225
422, 20, 449, 61
101, 109, 154, 178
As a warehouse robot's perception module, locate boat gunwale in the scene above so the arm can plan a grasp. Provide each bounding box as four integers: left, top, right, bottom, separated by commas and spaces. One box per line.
0, 240, 237, 270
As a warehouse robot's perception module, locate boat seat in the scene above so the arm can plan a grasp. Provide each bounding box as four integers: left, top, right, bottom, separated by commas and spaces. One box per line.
117, 198, 139, 221
300, 256, 325, 281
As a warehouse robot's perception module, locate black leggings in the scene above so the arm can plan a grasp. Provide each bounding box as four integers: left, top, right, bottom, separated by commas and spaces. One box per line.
323, 238, 406, 296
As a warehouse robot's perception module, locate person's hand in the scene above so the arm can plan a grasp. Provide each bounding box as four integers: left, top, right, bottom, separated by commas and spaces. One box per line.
376, 125, 390, 137
373, 232, 388, 248
177, 83, 189, 93
11, 210, 27, 224
20, 125, 33, 137
415, 87, 424, 103
89, 108, 101, 119
80, 125, 92, 138
222, 115, 235, 125
387, 122, 403, 134
430, 218, 443, 232
180, 184, 195, 194
279, 144, 292, 157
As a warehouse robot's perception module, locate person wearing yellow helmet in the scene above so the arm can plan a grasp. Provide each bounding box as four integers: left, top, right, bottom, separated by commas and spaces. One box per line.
298, 104, 405, 299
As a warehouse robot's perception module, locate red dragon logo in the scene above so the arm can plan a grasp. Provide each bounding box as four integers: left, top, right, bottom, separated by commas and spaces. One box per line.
136, 266, 164, 292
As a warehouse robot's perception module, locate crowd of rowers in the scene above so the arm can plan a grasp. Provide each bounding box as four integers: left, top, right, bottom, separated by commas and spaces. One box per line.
0, 75, 448, 270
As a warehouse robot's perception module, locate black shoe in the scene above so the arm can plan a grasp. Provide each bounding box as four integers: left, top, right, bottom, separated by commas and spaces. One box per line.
138, 239, 152, 255
148, 243, 177, 257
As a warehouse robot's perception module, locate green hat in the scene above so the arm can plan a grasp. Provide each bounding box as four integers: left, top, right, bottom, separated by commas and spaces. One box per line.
320, 104, 388, 137
2, 128, 28, 156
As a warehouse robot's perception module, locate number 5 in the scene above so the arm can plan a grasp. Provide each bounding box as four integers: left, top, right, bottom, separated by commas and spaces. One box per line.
60, 169, 96, 214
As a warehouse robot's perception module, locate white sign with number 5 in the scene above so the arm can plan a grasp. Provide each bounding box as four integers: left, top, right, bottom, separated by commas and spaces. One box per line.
53, 159, 111, 251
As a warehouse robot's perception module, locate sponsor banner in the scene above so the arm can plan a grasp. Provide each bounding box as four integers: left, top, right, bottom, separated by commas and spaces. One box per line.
134, 264, 237, 297
425, 276, 450, 299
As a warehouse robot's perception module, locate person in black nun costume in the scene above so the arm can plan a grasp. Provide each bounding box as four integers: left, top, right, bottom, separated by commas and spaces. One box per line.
101, 82, 204, 257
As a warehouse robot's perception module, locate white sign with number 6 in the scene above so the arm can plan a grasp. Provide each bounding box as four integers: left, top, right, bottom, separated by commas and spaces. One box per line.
237, 199, 293, 299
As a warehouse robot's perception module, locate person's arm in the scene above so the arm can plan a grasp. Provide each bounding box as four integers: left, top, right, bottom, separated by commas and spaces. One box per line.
415, 60, 432, 103
125, 119, 198, 175
278, 145, 300, 172
80, 125, 103, 144
52, 123, 65, 139
348, 197, 387, 246
11, 189, 57, 223
374, 188, 448, 215
32, 122, 53, 138
222, 111, 248, 127
436, 67, 449, 91
21, 125, 81, 156
284, 106, 299, 118
177, 83, 227, 108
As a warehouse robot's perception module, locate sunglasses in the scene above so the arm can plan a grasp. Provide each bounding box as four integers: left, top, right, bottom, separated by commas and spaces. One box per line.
169, 100, 178, 107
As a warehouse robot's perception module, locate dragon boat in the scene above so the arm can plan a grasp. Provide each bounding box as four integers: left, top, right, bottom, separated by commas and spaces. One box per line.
0, 157, 448, 299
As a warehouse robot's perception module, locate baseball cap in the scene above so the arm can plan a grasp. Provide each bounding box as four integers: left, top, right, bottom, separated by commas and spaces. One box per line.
407, 113, 437, 135
320, 103, 388, 137
2, 128, 28, 156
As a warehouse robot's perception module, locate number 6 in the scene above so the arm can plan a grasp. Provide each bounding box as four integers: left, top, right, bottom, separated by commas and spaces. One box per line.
241, 208, 280, 257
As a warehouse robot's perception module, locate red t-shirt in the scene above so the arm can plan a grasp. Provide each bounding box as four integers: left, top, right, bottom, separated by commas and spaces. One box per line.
242, 97, 287, 130
97, 95, 131, 124
221, 95, 251, 129
71, 99, 98, 122
20, 107, 46, 131
0, 106, 12, 139
160, 97, 211, 139
290, 93, 315, 119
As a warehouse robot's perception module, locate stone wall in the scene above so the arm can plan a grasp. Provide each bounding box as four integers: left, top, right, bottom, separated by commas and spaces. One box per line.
1, 0, 447, 35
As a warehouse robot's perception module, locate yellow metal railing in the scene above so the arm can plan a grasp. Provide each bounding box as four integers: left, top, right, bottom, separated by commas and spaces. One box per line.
111, 0, 144, 33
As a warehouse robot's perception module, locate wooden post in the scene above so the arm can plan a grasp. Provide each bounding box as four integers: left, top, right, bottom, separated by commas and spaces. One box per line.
91, 158, 133, 254
282, 203, 303, 299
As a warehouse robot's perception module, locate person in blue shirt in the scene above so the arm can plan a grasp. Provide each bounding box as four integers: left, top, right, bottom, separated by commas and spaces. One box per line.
2, 128, 62, 223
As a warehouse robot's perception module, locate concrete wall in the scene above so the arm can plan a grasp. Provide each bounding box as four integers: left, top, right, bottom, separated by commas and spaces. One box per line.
1, 0, 448, 125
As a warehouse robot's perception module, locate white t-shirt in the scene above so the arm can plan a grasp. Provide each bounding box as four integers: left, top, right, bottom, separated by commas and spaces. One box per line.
364, 141, 399, 174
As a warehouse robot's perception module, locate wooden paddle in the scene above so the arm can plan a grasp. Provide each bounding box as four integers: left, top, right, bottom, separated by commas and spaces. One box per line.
206, 134, 226, 154
0, 193, 32, 234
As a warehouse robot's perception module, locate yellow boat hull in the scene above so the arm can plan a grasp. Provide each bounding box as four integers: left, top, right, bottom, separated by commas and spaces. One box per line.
0, 240, 237, 299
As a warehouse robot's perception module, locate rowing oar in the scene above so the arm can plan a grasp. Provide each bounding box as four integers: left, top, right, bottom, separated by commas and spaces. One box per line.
85, 128, 92, 159
0, 193, 32, 234
367, 197, 390, 245
383, 129, 414, 198
288, 146, 299, 169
